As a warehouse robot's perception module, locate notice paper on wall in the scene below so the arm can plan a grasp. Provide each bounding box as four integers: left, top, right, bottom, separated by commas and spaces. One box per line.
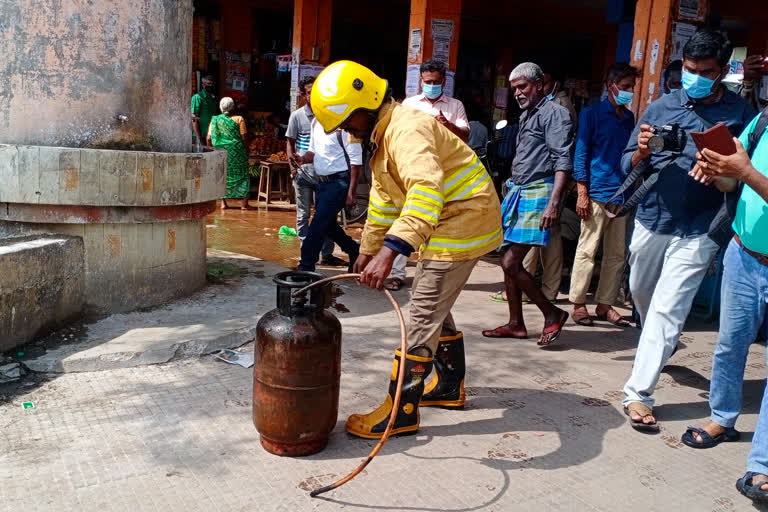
406, 64, 420, 97
431, 19, 454, 41
409, 29, 422, 60
494, 88, 509, 108
433, 38, 451, 66
445, 71, 455, 98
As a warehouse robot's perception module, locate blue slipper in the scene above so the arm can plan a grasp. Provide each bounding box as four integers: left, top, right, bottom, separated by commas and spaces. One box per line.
736, 472, 768, 503
681, 426, 739, 449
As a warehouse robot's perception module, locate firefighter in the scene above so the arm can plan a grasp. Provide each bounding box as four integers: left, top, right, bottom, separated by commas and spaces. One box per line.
310, 61, 502, 438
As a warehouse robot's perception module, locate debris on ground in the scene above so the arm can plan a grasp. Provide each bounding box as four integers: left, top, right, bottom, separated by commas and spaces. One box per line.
212, 349, 254, 368
0, 363, 25, 383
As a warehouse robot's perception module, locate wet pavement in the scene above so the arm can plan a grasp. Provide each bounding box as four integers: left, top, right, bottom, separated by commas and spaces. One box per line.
205, 206, 363, 268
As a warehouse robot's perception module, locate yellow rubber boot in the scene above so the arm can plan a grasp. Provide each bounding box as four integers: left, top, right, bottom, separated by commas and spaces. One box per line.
346, 347, 433, 439
421, 332, 466, 408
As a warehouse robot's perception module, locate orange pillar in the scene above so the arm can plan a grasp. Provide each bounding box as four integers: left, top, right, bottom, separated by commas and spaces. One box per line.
290, 0, 333, 110
630, 0, 674, 117
406, 0, 462, 97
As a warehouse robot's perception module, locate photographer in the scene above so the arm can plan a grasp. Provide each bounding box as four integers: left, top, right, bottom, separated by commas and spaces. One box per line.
621, 30, 757, 432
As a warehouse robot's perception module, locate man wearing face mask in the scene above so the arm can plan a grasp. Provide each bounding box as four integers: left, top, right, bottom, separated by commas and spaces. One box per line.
664, 60, 683, 94
386, 59, 471, 291
569, 63, 639, 328
483, 62, 573, 346
191, 75, 218, 147
620, 30, 757, 432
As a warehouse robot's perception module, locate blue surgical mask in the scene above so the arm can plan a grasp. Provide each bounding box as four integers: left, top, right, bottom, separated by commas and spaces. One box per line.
682, 70, 716, 99
422, 83, 443, 99
614, 90, 634, 105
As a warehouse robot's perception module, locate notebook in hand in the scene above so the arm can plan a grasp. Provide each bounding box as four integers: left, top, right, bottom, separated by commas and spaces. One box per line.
691, 122, 737, 156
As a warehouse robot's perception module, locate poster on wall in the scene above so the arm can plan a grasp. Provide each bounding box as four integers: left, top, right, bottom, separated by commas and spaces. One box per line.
430, 18, 454, 67
494, 88, 509, 108
409, 29, 422, 60
671, 23, 696, 62
405, 64, 420, 97
277, 55, 292, 73
299, 65, 326, 81
444, 71, 455, 98
222, 51, 251, 102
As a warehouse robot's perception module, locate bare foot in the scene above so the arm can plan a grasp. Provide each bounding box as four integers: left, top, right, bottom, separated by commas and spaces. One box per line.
753, 474, 768, 492
482, 324, 528, 339
543, 307, 568, 329
628, 408, 656, 426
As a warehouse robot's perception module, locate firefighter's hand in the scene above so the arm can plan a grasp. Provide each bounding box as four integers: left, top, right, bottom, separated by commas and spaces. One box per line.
358, 247, 397, 290
539, 203, 560, 231
352, 254, 373, 274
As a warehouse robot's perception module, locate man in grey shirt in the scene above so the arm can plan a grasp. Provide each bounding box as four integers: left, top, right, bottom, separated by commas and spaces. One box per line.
285, 76, 342, 266
483, 62, 573, 347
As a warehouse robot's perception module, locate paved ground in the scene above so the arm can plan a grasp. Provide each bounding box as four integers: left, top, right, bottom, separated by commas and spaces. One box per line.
2, 250, 767, 511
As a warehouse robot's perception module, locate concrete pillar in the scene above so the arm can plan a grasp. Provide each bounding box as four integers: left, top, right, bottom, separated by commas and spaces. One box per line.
0, 0, 193, 152
630, 0, 710, 117
406, 0, 462, 97
290, 0, 333, 110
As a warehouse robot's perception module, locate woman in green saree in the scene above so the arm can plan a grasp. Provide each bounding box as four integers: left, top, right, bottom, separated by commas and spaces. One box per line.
207, 97, 253, 210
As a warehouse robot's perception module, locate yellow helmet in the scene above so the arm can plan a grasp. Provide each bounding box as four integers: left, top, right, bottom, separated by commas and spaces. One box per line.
310, 60, 388, 133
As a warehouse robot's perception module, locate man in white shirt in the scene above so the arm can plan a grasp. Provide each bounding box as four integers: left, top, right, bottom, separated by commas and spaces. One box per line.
293, 119, 363, 272
386, 59, 470, 289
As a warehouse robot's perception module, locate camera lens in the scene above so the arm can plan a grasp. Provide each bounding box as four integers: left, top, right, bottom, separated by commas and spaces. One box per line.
648, 135, 665, 154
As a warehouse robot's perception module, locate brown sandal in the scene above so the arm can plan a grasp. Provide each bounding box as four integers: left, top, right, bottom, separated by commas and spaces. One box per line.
572, 307, 594, 326
624, 402, 659, 432
596, 308, 631, 327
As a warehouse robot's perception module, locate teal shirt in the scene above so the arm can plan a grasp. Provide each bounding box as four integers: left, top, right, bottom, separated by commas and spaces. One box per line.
735, 114, 768, 254
191, 89, 218, 139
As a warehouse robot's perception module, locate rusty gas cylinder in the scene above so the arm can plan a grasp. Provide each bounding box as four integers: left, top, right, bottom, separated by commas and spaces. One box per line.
253, 271, 342, 456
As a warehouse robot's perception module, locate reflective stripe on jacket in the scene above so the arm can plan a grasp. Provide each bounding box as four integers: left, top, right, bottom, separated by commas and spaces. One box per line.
360, 100, 502, 262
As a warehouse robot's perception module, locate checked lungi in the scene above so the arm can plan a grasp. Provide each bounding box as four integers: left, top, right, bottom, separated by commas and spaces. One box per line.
501, 176, 555, 247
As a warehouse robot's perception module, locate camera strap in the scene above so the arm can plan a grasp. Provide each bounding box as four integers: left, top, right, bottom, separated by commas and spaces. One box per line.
604, 159, 670, 218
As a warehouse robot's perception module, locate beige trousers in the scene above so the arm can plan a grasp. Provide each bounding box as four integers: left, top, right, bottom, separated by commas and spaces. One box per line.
408, 258, 479, 353
568, 199, 627, 305
522, 223, 562, 301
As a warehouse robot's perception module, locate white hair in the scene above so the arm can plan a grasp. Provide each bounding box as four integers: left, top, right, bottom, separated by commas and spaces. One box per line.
219, 97, 235, 114
509, 62, 544, 83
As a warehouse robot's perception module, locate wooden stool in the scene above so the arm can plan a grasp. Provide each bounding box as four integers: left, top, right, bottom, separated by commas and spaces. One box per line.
257, 161, 291, 205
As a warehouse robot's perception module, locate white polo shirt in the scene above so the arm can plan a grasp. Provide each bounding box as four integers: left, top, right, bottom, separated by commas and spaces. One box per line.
309, 119, 363, 176
402, 93, 469, 128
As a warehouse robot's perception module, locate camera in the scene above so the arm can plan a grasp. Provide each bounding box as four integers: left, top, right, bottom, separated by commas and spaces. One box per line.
648, 123, 686, 154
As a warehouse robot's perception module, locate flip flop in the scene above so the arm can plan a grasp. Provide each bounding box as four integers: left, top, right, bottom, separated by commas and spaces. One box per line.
624, 402, 660, 432
737, 472, 768, 504
595, 309, 631, 327
537, 310, 569, 346
482, 326, 528, 339
681, 426, 740, 449
489, 291, 507, 303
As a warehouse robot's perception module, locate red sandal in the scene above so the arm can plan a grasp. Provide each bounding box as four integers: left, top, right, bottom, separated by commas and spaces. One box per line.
538, 310, 569, 346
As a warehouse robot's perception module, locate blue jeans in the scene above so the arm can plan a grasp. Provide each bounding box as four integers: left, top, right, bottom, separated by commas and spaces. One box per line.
298, 176, 359, 272
294, 177, 334, 258
706, 240, 768, 473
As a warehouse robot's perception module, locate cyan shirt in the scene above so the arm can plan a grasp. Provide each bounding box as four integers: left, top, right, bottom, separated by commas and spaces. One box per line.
735, 114, 768, 254
574, 99, 635, 203
621, 88, 756, 237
